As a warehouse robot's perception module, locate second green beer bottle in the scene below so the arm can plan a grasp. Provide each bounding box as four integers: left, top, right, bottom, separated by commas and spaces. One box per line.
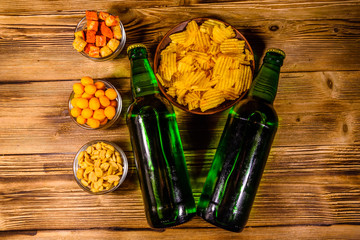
126, 44, 196, 228
197, 49, 285, 232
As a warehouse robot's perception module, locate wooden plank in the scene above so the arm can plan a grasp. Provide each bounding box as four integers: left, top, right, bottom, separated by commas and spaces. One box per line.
0, 1, 359, 237
0, 0, 181, 13
1, 225, 360, 240
0, 2, 360, 81
0, 144, 359, 231
0, 71, 359, 154
0, 0, 356, 13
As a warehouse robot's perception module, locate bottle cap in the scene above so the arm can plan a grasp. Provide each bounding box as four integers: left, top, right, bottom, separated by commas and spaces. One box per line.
127, 43, 147, 54
266, 48, 286, 58
249, 48, 285, 103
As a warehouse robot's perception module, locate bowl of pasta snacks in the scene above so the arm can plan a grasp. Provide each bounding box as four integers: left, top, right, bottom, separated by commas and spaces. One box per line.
154, 18, 255, 115
73, 140, 128, 194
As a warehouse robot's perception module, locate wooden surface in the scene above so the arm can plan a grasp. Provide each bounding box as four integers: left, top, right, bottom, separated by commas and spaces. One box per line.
0, 0, 359, 239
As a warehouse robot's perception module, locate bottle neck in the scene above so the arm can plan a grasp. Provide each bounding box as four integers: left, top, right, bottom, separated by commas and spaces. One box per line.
128, 48, 159, 98
248, 62, 281, 104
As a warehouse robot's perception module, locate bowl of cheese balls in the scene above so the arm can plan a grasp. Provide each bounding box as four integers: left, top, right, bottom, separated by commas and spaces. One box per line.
69, 76, 122, 129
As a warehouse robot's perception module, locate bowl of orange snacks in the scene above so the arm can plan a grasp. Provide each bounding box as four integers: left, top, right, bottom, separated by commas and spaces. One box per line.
73, 10, 126, 61
69, 76, 122, 129
154, 18, 255, 115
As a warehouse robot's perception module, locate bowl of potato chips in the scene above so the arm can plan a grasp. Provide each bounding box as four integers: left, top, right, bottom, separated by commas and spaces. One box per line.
154, 18, 255, 114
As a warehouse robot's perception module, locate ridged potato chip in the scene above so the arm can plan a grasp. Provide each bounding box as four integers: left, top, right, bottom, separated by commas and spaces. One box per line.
212, 25, 236, 44
157, 19, 254, 112
200, 89, 226, 112
220, 39, 245, 55
169, 31, 188, 45
160, 51, 177, 81
187, 20, 199, 33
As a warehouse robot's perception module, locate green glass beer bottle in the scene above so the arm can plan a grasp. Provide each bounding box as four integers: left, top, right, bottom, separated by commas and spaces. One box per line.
126, 44, 196, 228
197, 49, 285, 232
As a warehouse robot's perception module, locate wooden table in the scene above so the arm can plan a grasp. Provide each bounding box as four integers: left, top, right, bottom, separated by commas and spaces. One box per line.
1, 0, 359, 239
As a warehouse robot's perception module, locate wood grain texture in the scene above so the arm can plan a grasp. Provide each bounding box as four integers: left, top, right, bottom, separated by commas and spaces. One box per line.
0, 144, 359, 230
0, 0, 356, 13
1, 225, 360, 240
0, 71, 359, 155
0, 0, 360, 238
0, 0, 182, 13
0, 1, 359, 81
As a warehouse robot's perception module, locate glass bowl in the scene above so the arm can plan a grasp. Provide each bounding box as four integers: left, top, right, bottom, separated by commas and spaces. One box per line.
68, 80, 122, 130
75, 16, 126, 61
154, 18, 255, 115
73, 140, 128, 194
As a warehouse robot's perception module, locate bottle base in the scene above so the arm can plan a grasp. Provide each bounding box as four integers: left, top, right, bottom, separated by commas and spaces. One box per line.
149, 211, 196, 228
147, 202, 196, 228
201, 216, 244, 232
197, 203, 245, 233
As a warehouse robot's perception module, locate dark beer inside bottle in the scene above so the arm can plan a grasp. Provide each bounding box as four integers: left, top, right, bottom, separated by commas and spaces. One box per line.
197, 49, 284, 232
127, 44, 196, 228
198, 99, 277, 232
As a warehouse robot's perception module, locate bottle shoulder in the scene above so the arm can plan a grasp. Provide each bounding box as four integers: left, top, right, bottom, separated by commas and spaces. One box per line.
126, 93, 174, 118
231, 97, 278, 126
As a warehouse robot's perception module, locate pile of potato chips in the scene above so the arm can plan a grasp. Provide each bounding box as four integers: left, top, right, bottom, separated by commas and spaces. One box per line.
156, 19, 254, 112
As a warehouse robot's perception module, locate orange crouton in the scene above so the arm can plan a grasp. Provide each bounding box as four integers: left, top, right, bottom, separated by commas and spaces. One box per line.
84, 43, 94, 54
96, 35, 107, 47
105, 15, 118, 27
73, 37, 87, 52
99, 12, 110, 21
86, 30, 96, 43
100, 22, 113, 39
74, 30, 85, 39
107, 38, 120, 52
88, 46, 100, 58
87, 21, 99, 31
112, 25, 122, 40
86, 10, 98, 21
100, 46, 113, 57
